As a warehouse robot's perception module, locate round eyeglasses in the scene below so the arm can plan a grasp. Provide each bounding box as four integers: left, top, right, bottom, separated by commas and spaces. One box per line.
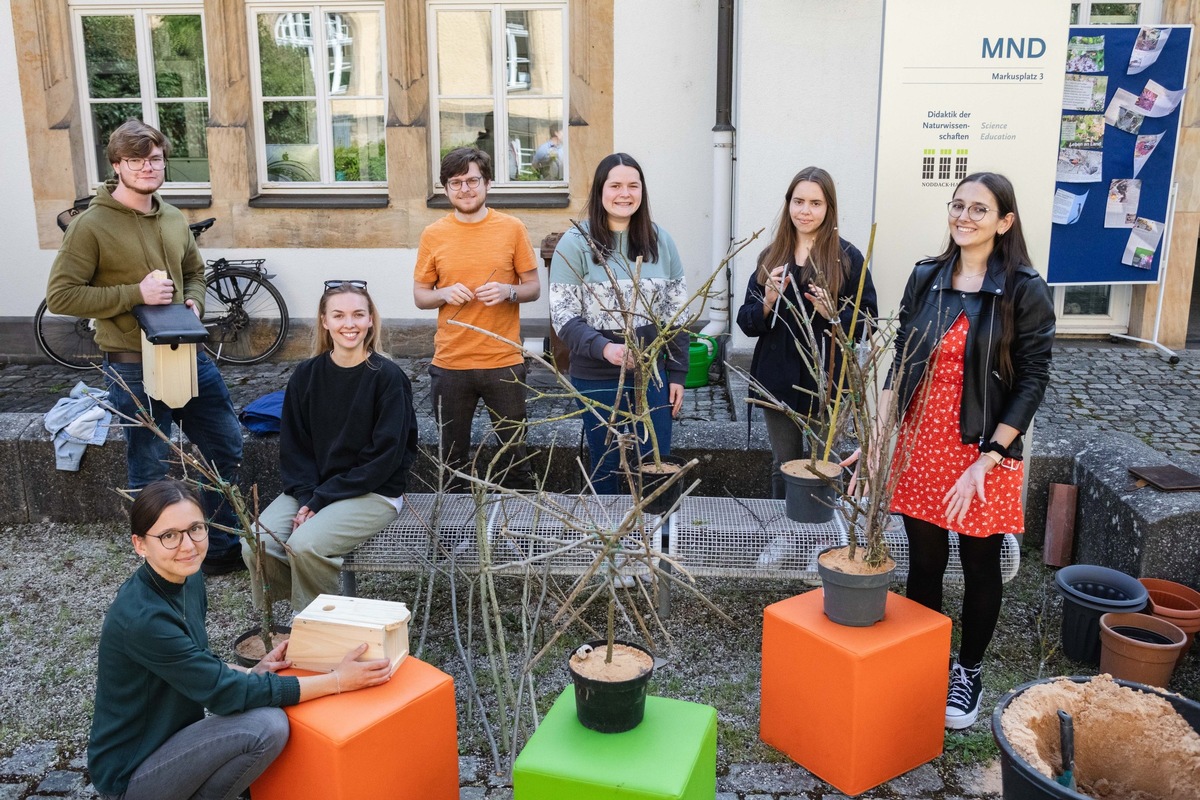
145, 521, 209, 549
446, 176, 483, 191
947, 200, 993, 222
123, 157, 168, 171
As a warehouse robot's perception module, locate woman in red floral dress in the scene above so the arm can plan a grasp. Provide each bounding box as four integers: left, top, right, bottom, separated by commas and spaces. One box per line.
882, 173, 1055, 730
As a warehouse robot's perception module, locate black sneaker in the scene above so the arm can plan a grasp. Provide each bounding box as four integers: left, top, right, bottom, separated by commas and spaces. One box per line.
201, 548, 248, 576
945, 662, 983, 729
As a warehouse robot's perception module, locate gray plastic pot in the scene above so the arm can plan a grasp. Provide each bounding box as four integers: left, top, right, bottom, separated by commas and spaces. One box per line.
816, 546, 895, 627
1054, 564, 1148, 666
780, 460, 841, 524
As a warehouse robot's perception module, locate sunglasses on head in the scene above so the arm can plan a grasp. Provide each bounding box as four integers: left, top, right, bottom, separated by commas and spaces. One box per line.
324, 280, 368, 292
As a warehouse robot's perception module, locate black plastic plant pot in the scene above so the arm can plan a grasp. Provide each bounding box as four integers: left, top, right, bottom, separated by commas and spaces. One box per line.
638, 455, 687, 516
991, 676, 1200, 800
231, 624, 292, 669
567, 639, 655, 734
1054, 564, 1148, 666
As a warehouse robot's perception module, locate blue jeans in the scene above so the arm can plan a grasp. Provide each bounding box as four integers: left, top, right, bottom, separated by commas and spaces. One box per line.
104, 353, 244, 556
572, 375, 673, 495
102, 707, 289, 800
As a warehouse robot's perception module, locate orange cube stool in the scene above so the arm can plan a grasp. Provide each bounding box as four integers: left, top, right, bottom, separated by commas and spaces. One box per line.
761, 589, 951, 796
252, 656, 458, 800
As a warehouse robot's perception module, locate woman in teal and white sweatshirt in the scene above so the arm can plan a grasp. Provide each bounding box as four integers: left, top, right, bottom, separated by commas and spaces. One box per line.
549, 153, 689, 494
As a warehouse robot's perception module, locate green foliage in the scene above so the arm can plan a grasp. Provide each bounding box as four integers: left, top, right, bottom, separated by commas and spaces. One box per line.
256, 14, 316, 97
151, 15, 207, 97
334, 142, 387, 181
943, 728, 1000, 765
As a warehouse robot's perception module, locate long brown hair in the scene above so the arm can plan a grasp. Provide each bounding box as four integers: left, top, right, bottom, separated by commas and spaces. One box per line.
934, 172, 1031, 382
313, 284, 382, 357
583, 153, 659, 265
756, 166, 849, 299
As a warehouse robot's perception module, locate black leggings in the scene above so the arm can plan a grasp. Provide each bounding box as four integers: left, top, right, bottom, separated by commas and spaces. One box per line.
902, 515, 1004, 670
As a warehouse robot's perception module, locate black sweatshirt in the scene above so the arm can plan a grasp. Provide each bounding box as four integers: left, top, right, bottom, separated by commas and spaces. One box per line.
281, 352, 418, 511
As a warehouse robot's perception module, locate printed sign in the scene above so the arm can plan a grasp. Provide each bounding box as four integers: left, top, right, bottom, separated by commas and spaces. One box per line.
873, 1, 1070, 315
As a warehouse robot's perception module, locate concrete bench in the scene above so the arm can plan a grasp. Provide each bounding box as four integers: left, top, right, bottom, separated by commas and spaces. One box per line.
339, 493, 1021, 596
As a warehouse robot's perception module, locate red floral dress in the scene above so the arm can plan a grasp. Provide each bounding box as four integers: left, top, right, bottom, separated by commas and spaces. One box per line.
889, 314, 1024, 536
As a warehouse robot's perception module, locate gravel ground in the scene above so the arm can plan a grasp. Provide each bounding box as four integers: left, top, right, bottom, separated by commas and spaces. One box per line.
2, 520, 1198, 792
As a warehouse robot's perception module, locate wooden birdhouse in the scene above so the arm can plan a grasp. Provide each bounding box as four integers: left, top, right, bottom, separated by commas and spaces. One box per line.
141, 334, 198, 408
133, 300, 208, 408
288, 594, 411, 675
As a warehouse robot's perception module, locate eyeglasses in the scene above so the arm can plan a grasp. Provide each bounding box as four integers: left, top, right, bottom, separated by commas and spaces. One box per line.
145, 521, 209, 550
324, 280, 368, 291
947, 201, 994, 221
446, 176, 483, 191
123, 157, 168, 171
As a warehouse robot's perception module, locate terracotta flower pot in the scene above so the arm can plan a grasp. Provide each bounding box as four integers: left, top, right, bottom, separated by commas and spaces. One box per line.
1140, 578, 1200, 663
1099, 612, 1185, 689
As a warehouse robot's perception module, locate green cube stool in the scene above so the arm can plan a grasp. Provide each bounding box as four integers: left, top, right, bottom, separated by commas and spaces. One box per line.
513, 689, 717, 800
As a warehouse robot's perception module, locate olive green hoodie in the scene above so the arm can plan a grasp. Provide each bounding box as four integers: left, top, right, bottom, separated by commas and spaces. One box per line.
46, 186, 206, 353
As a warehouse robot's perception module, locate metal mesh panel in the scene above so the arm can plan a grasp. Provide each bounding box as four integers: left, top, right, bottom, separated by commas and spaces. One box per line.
667, 497, 847, 580
345, 493, 1019, 586
669, 496, 1020, 584
344, 493, 661, 578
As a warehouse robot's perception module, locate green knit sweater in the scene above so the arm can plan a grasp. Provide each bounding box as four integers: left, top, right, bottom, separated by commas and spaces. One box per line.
46, 186, 207, 353
87, 563, 300, 796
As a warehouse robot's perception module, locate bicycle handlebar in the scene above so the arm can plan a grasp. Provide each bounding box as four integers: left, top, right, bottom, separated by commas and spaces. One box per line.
56, 198, 216, 241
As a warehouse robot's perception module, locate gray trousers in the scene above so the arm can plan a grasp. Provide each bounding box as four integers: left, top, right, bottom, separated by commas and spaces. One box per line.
243, 492, 398, 611
103, 707, 288, 800
762, 408, 812, 500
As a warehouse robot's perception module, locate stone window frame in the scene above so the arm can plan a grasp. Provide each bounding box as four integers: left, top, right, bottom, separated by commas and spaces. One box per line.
69, 0, 213, 192
426, 0, 569, 197
245, 0, 390, 193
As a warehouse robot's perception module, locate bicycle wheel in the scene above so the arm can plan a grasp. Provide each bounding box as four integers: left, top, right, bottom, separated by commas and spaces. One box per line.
34, 299, 103, 370
202, 269, 289, 364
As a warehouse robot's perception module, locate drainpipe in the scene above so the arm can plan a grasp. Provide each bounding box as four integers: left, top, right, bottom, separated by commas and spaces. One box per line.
702, 0, 735, 337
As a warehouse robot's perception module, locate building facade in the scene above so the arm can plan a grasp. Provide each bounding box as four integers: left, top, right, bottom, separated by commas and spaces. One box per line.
3, 0, 1196, 356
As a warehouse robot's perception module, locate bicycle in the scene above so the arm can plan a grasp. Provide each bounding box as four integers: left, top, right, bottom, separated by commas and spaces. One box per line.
36, 200, 290, 369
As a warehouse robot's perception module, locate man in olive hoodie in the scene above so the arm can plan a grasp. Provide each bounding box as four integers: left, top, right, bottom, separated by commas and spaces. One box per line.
47, 120, 246, 575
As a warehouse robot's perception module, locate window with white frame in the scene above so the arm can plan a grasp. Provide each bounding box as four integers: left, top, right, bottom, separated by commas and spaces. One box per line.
1070, 1, 1162, 24
247, 2, 387, 187
428, 1, 568, 188
71, 4, 211, 187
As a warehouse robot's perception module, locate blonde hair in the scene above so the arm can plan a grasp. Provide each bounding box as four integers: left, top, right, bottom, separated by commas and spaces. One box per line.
313, 284, 382, 356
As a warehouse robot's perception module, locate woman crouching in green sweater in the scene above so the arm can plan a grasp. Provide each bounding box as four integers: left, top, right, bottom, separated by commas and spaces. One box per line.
244, 280, 419, 613
88, 480, 392, 799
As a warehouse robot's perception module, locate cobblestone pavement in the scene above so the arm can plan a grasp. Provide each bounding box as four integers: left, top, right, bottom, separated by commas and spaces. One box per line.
0, 355, 734, 427
3, 344, 1197, 457
1038, 345, 1200, 458
1, 342, 1196, 800
0, 744, 1004, 799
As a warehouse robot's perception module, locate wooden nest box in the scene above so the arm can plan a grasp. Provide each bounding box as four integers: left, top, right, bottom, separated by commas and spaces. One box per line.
287, 594, 411, 675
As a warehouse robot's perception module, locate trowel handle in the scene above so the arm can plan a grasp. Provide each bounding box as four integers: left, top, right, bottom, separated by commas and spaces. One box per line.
1057, 709, 1075, 772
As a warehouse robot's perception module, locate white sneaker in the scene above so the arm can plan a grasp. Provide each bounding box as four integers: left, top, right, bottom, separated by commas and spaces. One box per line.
945, 662, 983, 730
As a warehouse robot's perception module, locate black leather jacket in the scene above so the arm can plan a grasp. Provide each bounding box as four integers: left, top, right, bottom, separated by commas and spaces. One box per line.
886, 256, 1055, 459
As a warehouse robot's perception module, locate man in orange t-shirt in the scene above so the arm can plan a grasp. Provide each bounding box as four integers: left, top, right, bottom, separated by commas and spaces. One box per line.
414, 147, 540, 489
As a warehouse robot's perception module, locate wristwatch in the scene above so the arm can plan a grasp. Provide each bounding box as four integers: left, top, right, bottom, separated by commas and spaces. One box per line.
508, 285, 518, 303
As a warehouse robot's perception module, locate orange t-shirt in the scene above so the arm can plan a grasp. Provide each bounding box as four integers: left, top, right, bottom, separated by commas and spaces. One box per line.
414, 209, 538, 370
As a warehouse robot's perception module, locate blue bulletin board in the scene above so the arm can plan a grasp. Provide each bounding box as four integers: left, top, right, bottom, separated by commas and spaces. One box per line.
1047, 25, 1192, 285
